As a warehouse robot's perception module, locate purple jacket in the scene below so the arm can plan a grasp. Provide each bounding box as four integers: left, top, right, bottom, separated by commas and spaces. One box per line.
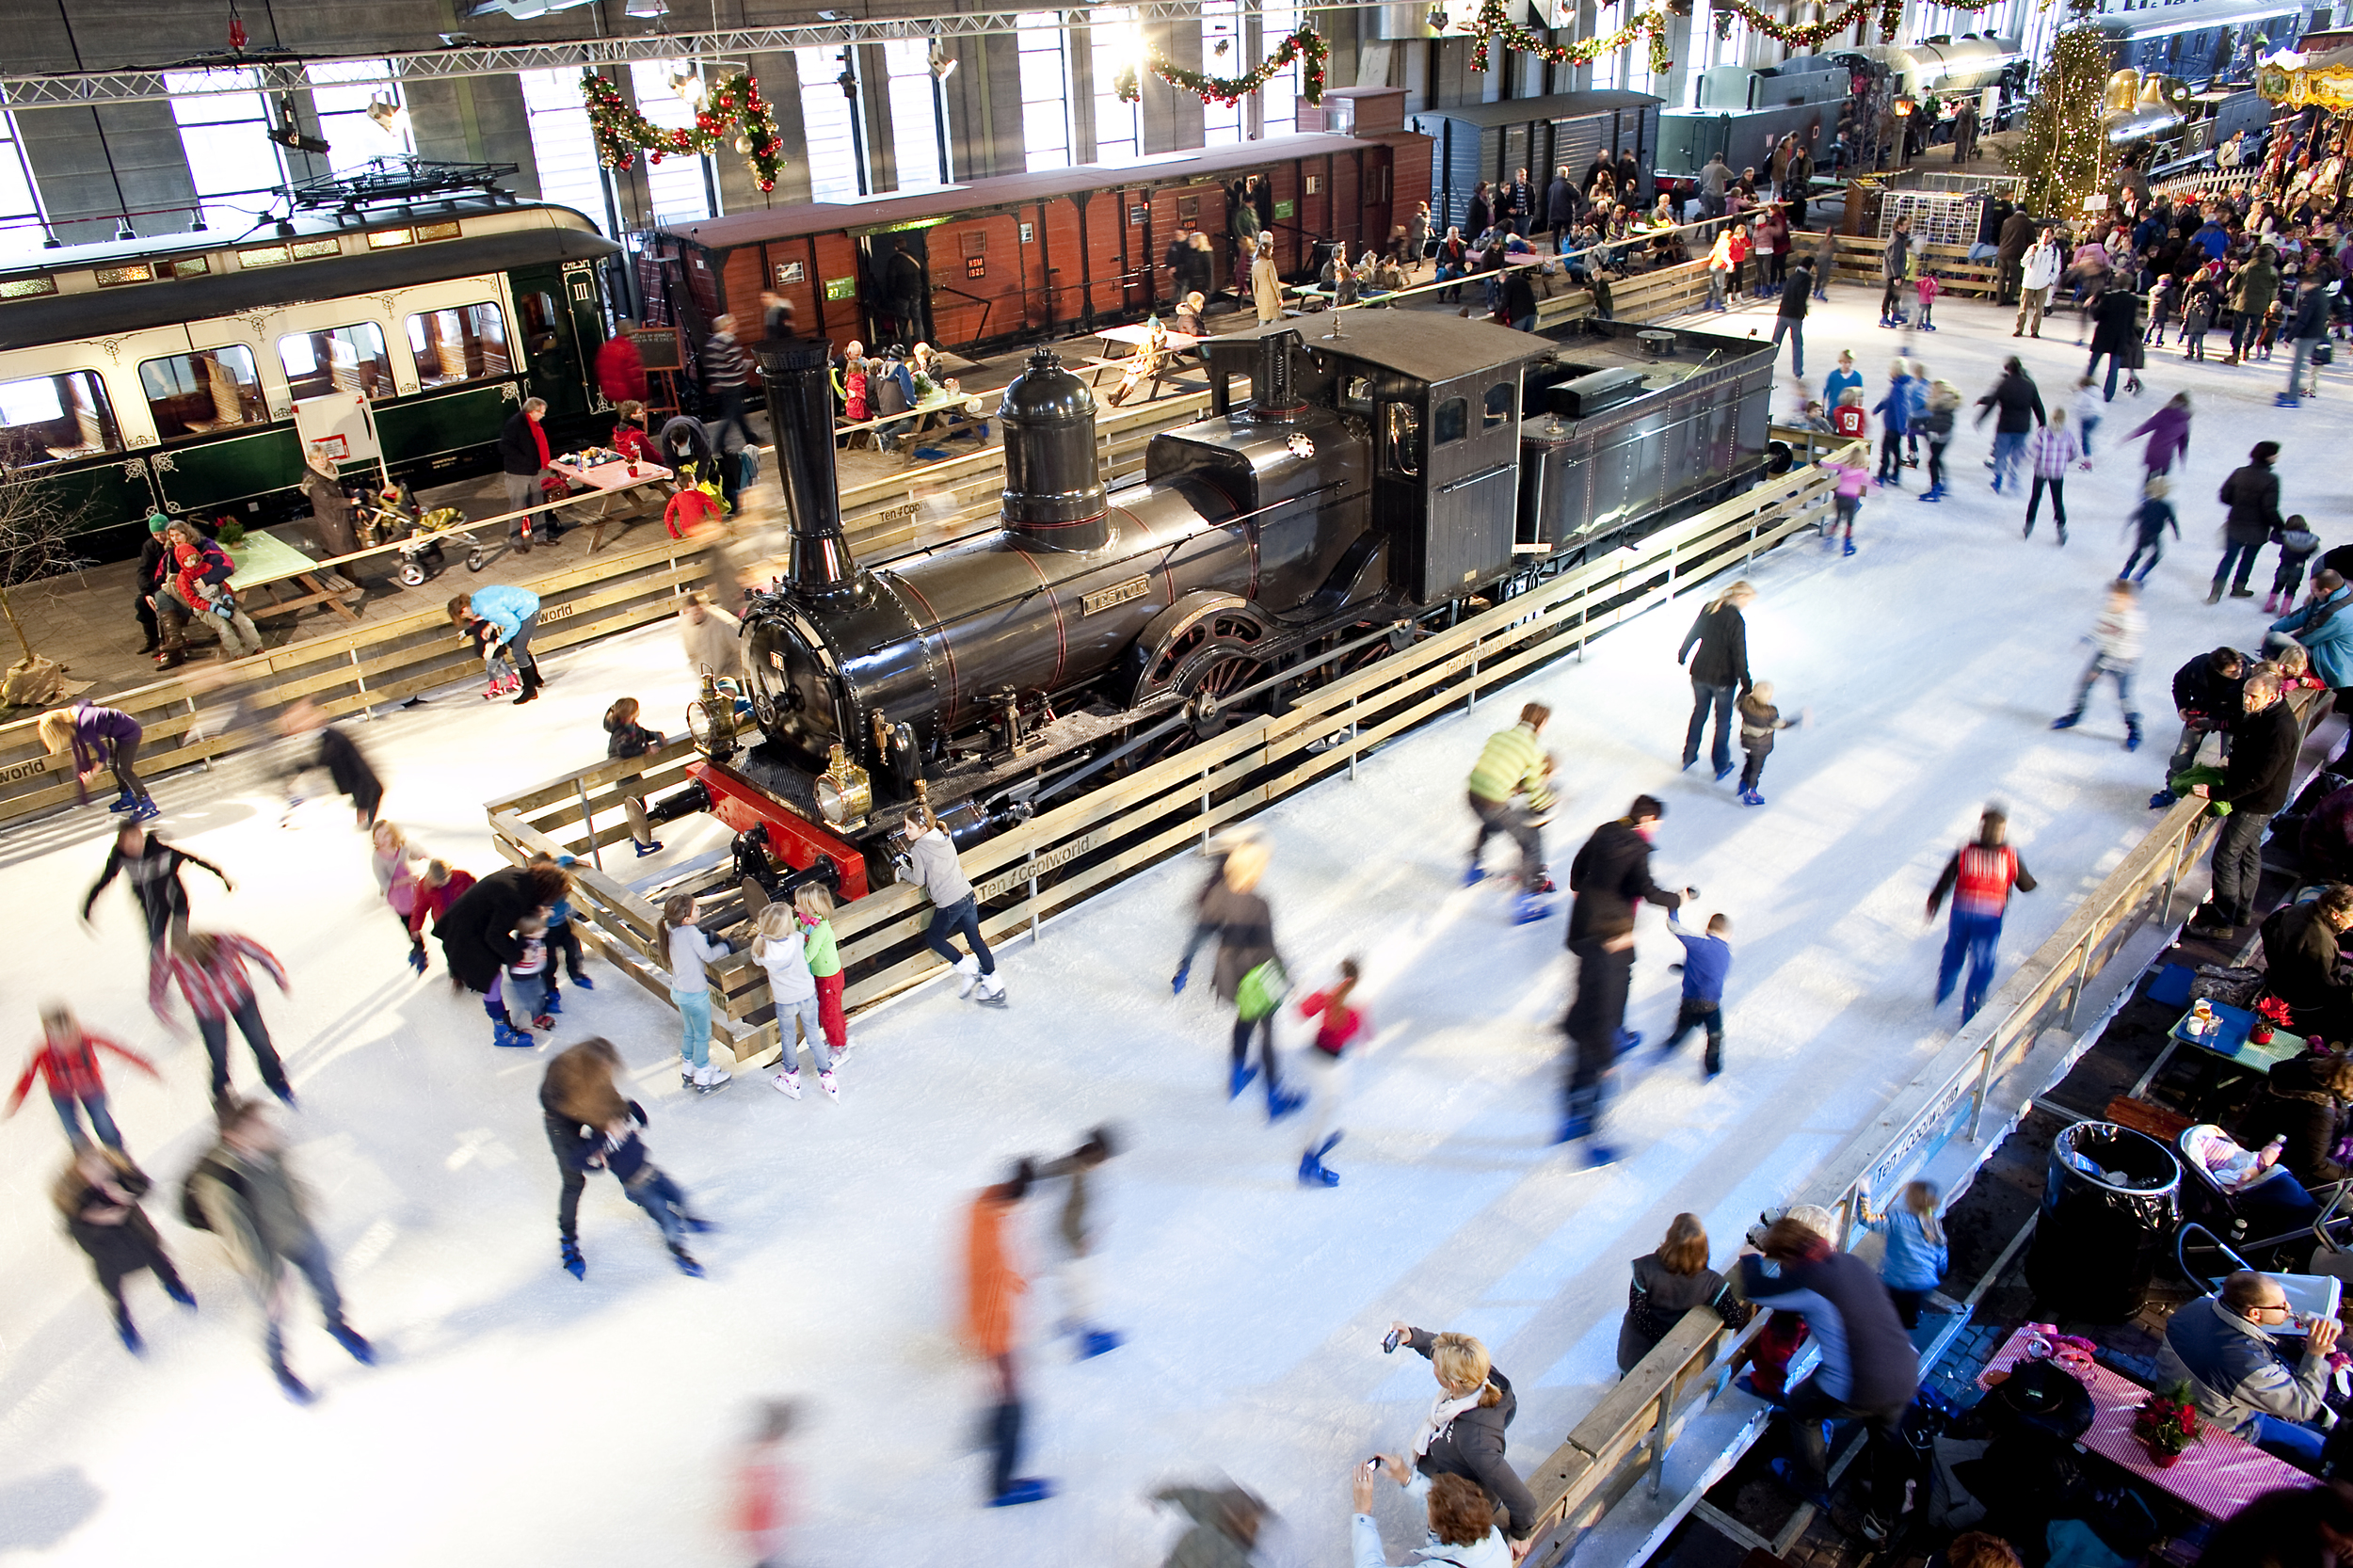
68, 705, 140, 803
2130, 405, 2191, 472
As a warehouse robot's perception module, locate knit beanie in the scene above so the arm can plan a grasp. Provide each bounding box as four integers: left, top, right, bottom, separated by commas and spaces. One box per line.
147, 511, 169, 534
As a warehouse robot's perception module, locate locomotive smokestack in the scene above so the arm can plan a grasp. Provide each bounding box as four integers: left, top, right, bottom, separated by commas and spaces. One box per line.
997, 347, 1109, 552
754, 337, 856, 597
1251, 329, 1305, 423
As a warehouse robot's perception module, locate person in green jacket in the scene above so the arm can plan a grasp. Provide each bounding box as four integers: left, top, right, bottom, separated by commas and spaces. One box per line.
794, 884, 853, 1058
1466, 702, 1558, 892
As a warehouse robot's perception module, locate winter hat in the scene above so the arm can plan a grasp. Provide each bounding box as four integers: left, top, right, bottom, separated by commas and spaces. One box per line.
147, 511, 170, 534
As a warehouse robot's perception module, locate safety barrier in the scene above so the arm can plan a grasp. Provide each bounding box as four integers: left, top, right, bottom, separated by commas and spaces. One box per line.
1831, 232, 2000, 298
482, 450, 1847, 1074
1512, 686, 2331, 1566
0, 532, 711, 828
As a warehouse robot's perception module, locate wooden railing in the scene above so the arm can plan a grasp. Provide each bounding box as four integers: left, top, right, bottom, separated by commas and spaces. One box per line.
484, 450, 1848, 1073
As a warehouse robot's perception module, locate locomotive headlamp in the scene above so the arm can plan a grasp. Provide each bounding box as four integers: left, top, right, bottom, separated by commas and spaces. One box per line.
814, 744, 873, 828
686, 673, 740, 760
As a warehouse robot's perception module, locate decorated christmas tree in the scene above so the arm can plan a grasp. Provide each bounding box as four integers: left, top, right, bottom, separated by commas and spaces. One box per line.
2007, 0, 2113, 216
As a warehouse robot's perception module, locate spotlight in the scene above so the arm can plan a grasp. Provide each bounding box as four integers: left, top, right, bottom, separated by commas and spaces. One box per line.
366, 94, 410, 136
1429, 4, 1449, 28
624, 0, 669, 14
114, 220, 136, 242
438, 32, 477, 46
40, 232, 61, 248
189, 212, 208, 232
817, 9, 852, 20
928, 40, 957, 81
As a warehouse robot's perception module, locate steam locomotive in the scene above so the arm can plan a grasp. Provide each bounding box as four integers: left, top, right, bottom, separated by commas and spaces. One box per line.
656, 312, 1774, 900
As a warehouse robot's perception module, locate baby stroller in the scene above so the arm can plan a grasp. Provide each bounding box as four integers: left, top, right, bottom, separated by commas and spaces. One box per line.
2176, 1122, 2353, 1272
360, 488, 485, 586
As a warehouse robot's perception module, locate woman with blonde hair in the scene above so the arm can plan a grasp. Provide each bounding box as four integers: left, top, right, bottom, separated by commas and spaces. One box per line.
1200, 839, 1303, 1119
753, 902, 835, 1101
1617, 1213, 1753, 1372
1371, 1321, 1541, 1554
38, 702, 153, 819
793, 883, 852, 1058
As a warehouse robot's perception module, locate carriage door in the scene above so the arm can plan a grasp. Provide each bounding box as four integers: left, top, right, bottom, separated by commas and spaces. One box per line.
1419, 373, 1520, 600
508, 264, 591, 429
861, 232, 934, 348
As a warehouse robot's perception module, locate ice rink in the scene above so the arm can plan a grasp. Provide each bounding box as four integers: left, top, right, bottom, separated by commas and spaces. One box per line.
2, 284, 2348, 1568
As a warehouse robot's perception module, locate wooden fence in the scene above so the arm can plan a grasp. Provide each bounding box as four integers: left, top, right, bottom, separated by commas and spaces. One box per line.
1830, 232, 1999, 298
484, 450, 1847, 1072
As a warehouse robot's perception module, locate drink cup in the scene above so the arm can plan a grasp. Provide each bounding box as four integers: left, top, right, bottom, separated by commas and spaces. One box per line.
628, 461, 639, 478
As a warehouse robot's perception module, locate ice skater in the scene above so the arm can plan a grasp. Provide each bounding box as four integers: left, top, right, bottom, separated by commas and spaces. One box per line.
1294, 958, 1371, 1187
371, 822, 424, 948
2050, 580, 2145, 750
54, 1146, 194, 1354
1560, 797, 1692, 1165
448, 584, 545, 704
1927, 807, 2038, 1022
82, 820, 233, 949
7, 1004, 156, 1152
1871, 361, 1913, 488
525, 851, 592, 1013
538, 1037, 648, 1280
185, 1098, 374, 1403
907, 805, 1006, 1008
404, 858, 475, 975
753, 903, 836, 1101
502, 914, 555, 1045
594, 1096, 711, 1276
276, 699, 382, 828
2021, 408, 2078, 544
1657, 908, 1732, 1079
1200, 840, 1304, 1119
149, 928, 293, 1105
37, 702, 156, 820
1172, 828, 1261, 994
2269, 514, 2322, 615
438, 861, 570, 1045
1821, 455, 1878, 557
731, 1400, 805, 1568
1465, 701, 1558, 903
2119, 476, 2179, 583
1735, 682, 1802, 807
1915, 380, 1959, 502
965, 1158, 1053, 1507
795, 885, 854, 1059
659, 893, 734, 1091
1037, 1128, 1123, 1356
1678, 582, 1754, 780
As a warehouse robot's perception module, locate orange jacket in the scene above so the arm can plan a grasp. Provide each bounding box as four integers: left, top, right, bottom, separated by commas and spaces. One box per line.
963, 1192, 1025, 1359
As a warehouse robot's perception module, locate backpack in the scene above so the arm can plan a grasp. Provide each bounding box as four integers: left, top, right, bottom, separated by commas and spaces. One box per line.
737, 446, 760, 491
1236, 959, 1289, 1022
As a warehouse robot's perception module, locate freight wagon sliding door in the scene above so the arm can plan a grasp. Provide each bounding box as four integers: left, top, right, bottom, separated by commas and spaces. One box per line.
860, 231, 934, 350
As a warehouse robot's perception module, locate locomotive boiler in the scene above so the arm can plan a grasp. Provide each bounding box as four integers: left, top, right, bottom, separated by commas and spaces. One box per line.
659, 312, 1772, 899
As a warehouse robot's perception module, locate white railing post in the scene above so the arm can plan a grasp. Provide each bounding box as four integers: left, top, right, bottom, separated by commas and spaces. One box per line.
1966, 1039, 1998, 1141
1028, 846, 1041, 944
1200, 764, 1212, 847
574, 778, 604, 872
347, 647, 374, 720
1349, 695, 1360, 782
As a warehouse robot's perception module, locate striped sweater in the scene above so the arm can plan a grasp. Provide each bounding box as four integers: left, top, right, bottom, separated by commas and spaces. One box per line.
1468, 722, 1554, 808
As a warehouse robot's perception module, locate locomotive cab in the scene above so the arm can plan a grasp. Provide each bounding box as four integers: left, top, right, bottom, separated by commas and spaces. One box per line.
1201, 315, 1546, 607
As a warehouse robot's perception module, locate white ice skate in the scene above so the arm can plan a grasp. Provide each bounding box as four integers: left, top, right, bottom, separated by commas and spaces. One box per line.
772, 1068, 802, 1099
973, 974, 1008, 1009
694, 1062, 732, 1092
818, 1069, 840, 1100
953, 953, 981, 998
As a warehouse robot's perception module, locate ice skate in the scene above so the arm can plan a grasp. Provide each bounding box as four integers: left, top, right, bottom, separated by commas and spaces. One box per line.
1266, 1085, 1305, 1123
164, 1276, 195, 1307
540, 991, 562, 1016
1170, 959, 1191, 994
1228, 1062, 1257, 1100
818, 1069, 840, 1101
988, 1478, 1054, 1507
953, 953, 981, 997
1298, 1148, 1341, 1187
560, 1236, 584, 1279
106, 790, 140, 814
131, 797, 161, 823
972, 973, 1008, 1009
531, 1012, 554, 1031
1739, 787, 1766, 807
1512, 890, 1554, 924
1462, 861, 1486, 887
492, 1021, 535, 1048
2049, 712, 2080, 730
1842, 538, 1856, 557
694, 1062, 732, 1092
273, 1357, 316, 1404
2124, 717, 2143, 752
1078, 1328, 1124, 1358
632, 838, 664, 857
772, 1068, 803, 1099
328, 1320, 376, 1365
2150, 789, 2178, 809
667, 1242, 704, 1278
2265, 590, 2283, 614
571, 974, 594, 990
1583, 1140, 1623, 1169
117, 1316, 143, 1354
1713, 762, 1735, 782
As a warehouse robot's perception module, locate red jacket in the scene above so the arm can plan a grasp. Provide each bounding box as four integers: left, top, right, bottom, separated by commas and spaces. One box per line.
665, 487, 726, 539
409, 868, 479, 940
8, 1032, 157, 1111
595, 333, 647, 405
1299, 988, 1371, 1056
170, 538, 235, 608
151, 934, 288, 1024
613, 424, 655, 464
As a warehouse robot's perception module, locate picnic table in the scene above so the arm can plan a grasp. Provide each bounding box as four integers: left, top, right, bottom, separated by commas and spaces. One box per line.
1977, 1325, 2313, 1519
1083, 324, 1203, 405
226, 529, 364, 628
549, 454, 672, 553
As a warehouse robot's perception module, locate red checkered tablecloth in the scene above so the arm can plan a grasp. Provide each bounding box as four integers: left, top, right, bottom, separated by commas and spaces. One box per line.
1977, 1327, 2314, 1519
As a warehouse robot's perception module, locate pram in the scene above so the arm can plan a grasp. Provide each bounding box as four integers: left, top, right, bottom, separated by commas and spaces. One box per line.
2176, 1122, 2353, 1272
357, 487, 485, 586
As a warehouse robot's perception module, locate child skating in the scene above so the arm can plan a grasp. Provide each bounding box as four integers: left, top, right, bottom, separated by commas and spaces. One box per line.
1821, 456, 1878, 557
8, 1005, 157, 1152
796, 885, 855, 1059
1294, 959, 1371, 1188
1735, 682, 1803, 807
754, 903, 837, 1101
2051, 579, 2145, 750
2119, 476, 2179, 583
596, 1100, 712, 1276
1657, 908, 1733, 1079
501, 913, 554, 1046
1914, 268, 1939, 331
2269, 514, 2322, 614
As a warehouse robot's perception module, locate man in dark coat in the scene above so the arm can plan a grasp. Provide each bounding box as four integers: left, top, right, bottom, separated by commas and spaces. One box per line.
1614, 148, 1641, 203
2190, 666, 2301, 934
1974, 357, 2046, 493
2256, 886, 2353, 1044
2153, 647, 2248, 808
2087, 284, 2142, 401
497, 397, 557, 550
1995, 206, 2037, 305
2210, 441, 2282, 603
1677, 583, 1753, 777
1560, 796, 1689, 1163
1545, 166, 1580, 239
436, 863, 570, 994
1738, 1217, 1920, 1533
1498, 167, 1535, 237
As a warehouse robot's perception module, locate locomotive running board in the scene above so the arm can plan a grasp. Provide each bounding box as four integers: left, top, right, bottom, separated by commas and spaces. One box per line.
686, 759, 871, 901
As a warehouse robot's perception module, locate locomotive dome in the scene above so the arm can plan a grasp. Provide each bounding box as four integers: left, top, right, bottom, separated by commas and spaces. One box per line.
997, 347, 1097, 423
998, 346, 1110, 548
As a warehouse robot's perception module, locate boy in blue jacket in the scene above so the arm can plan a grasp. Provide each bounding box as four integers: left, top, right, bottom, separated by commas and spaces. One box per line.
449, 584, 545, 705
1658, 908, 1732, 1078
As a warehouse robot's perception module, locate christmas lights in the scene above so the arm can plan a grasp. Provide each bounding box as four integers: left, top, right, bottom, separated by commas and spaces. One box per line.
2006, 2, 2111, 216
580, 69, 785, 193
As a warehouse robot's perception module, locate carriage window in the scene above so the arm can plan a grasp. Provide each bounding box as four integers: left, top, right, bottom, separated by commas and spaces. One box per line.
277, 322, 392, 401
1433, 395, 1468, 445
1341, 375, 1373, 413
406, 304, 513, 388
1483, 382, 1516, 430
0, 371, 121, 463
138, 345, 263, 440
517, 290, 563, 356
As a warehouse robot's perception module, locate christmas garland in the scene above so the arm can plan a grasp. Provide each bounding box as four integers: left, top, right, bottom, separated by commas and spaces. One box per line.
580, 68, 784, 193
1112, 27, 1328, 109
1465, 0, 2014, 77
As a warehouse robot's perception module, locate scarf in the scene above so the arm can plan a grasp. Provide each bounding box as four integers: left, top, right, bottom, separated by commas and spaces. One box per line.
1414, 1384, 1487, 1458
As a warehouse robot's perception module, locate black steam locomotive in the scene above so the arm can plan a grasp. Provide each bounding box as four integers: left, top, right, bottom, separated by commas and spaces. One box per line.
664, 312, 1773, 899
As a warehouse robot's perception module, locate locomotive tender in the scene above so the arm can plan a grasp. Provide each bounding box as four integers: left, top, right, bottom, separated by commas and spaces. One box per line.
668, 312, 1772, 899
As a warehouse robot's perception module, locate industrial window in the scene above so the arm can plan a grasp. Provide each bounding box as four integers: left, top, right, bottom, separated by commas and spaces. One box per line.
795, 48, 862, 202
884, 39, 947, 191
1017, 16, 1071, 172
406, 304, 513, 388
1091, 12, 1141, 163
167, 68, 290, 234
278, 322, 392, 401
626, 61, 716, 224
1199, 0, 1244, 146
1434, 395, 1467, 445
1483, 382, 1515, 430
0, 98, 51, 258
519, 69, 611, 233
0, 370, 120, 462
1258, 2, 1299, 137
307, 59, 411, 174
138, 346, 263, 439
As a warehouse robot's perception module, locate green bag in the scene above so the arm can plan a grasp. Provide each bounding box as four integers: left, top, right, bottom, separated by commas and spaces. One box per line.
1236, 959, 1289, 1023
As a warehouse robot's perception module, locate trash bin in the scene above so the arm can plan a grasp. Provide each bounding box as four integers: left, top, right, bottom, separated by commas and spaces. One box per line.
2023, 1121, 2181, 1323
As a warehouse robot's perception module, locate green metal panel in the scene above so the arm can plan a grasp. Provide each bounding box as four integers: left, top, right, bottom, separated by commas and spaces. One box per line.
44, 452, 161, 536
152, 425, 302, 518
377, 381, 521, 466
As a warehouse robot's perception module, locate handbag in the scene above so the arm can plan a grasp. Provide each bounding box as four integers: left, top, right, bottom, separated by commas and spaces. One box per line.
1236, 958, 1289, 1022
2316, 342, 2335, 365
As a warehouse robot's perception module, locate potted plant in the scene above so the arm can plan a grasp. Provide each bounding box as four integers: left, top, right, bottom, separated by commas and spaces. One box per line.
2252, 994, 2292, 1047
2132, 1383, 2198, 1467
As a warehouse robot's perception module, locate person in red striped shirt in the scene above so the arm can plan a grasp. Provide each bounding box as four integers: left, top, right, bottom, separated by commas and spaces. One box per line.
150, 929, 293, 1106
6, 1005, 157, 1152
1926, 807, 2039, 1022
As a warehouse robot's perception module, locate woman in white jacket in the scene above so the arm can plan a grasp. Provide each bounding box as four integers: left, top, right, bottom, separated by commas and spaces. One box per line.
1351, 1465, 1513, 1568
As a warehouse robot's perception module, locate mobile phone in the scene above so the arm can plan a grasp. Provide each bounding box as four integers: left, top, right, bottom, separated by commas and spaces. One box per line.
1364, 1456, 1384, 1471
1383, 1328, 1403, 1353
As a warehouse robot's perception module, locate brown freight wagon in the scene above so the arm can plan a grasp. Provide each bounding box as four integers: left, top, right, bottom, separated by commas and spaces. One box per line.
637, 107, 1430, 358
